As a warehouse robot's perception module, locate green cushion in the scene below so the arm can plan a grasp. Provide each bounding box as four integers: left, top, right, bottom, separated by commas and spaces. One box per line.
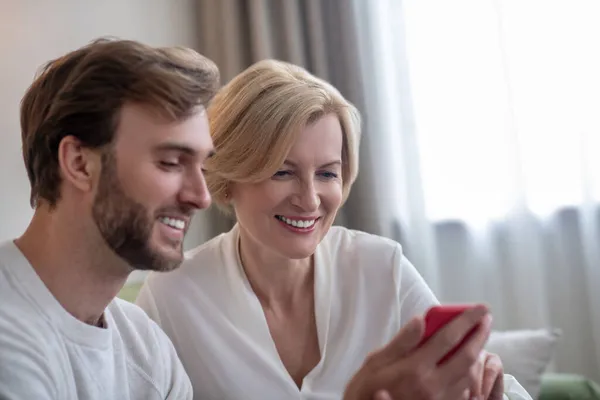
117, 282, 143, 303
539, 373, 600, 400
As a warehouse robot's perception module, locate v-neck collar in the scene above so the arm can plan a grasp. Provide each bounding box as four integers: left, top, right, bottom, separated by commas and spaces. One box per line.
226, 224, 333, 393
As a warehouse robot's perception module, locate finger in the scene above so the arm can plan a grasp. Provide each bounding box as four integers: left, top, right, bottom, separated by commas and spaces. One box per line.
482, 354, 503, 399
444, 374, 475, 400
488, 374, 505, 400
379, 317, 425, 361
420, 304, 489, 365
469, 352, 486, 398
373, 389, 393, 400
437, 313, 492, 385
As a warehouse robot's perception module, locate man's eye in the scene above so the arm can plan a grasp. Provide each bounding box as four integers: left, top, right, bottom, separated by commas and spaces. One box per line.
159, 161, 179, 168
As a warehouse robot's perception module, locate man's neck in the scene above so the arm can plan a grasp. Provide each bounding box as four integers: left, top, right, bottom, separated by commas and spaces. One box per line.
238, 231, 314, 311
14, 207, 131, 327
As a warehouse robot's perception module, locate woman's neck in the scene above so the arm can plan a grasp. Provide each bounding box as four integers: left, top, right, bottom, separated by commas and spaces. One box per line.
238, 229, 314, 310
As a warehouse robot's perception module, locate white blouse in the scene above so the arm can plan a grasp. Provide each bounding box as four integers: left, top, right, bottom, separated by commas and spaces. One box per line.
136, 224, 531, 400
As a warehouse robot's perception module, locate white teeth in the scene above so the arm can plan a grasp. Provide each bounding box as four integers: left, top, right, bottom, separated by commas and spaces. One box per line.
160, 217, 185, 230
277, 216, 316, 229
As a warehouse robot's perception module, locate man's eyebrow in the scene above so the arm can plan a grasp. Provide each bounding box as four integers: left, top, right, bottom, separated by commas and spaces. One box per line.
154, 143, 216, 159
153, 142, 196, 156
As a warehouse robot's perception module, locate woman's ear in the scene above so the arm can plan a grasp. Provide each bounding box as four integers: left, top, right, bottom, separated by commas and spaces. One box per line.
224, 183, 234, 204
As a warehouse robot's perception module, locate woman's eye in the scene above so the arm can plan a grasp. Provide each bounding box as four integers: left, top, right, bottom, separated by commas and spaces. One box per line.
273, 170, 291, 177
319, 171, 338, 179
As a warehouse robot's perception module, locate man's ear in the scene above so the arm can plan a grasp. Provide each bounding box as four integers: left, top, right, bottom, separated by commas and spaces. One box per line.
57, 136, 102, 194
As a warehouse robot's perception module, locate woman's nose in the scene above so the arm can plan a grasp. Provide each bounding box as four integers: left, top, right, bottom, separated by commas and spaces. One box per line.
294, 181, 320, 211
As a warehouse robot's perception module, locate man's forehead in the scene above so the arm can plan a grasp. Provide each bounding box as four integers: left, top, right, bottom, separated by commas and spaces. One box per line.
114, 104, 213, 153
152, 141, 215, 158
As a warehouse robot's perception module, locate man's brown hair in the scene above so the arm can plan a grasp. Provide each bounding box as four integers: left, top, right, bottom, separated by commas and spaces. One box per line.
20, 37, 220, 208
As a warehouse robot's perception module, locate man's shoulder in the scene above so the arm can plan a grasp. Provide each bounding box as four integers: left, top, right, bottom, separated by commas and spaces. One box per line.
107, 297, 189, 394
0, 270, 61, 396
108, 297, 161, 340
107, 298, 175, 360
0, 292, 57, 347
0, 259, 57, 346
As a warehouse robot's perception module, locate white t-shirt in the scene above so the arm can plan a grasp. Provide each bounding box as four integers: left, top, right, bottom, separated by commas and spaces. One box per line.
136, 225, 532, 400
0, 241, 192, 400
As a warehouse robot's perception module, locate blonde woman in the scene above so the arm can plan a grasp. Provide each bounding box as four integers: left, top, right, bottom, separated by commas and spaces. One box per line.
136, 60, 531, 400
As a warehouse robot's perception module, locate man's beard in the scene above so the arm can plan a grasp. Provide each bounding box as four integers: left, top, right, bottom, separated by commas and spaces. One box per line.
91, 152, 188, 272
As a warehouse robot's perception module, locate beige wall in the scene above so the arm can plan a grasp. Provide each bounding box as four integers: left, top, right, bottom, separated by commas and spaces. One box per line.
0, 0, 207, 249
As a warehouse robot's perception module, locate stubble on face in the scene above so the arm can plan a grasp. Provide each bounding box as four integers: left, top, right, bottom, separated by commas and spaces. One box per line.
91, 151, 186, 272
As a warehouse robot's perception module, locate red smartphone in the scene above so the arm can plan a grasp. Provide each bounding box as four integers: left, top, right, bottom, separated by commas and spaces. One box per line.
420, 304, 479, 365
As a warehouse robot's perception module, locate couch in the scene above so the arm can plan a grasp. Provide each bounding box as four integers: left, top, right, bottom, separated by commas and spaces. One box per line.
486, 328, 600, 399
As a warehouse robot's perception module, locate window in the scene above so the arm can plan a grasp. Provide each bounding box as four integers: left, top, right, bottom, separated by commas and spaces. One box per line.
399, 0, 600, 222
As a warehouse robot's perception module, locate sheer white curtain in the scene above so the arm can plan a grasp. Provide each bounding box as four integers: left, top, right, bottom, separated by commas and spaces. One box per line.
355, 0, 600, 381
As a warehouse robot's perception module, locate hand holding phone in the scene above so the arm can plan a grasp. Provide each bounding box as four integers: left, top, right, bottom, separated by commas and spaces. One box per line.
344, 304, 492, 400
420, 304, 482, 364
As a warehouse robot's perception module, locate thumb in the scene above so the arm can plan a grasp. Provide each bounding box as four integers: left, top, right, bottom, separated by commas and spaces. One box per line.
380, 317, 425, 359
373, 389, 393, 400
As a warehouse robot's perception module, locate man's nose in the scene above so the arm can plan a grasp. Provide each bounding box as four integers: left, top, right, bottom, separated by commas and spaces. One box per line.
180, 168, 212, 210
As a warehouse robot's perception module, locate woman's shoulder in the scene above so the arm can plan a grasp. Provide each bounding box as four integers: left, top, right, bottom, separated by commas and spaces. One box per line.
145, 227, 236, 288
321, 226, 404, 276
323, 225, 402, 258
320, 227, 435, 312
183, 230, 231, 264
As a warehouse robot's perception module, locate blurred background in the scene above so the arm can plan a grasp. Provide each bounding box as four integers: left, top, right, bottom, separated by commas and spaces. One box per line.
1, 0, 599, 389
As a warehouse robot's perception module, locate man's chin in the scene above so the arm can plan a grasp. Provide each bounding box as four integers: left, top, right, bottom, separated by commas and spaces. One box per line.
155, 256, 184, 272
122, 245, 184, 272
151, 251, 184, 272
130, 257, 183, 272
152, 244, 185, 271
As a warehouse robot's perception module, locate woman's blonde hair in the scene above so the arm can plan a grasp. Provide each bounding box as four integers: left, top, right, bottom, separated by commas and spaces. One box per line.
205, 59, 361, 214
